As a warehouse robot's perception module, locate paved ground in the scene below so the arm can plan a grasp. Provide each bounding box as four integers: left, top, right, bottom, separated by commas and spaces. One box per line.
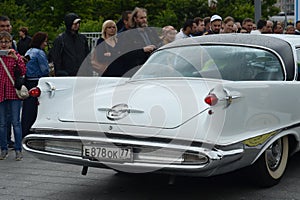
0, 149, 114, 200
1, 149, 300, 200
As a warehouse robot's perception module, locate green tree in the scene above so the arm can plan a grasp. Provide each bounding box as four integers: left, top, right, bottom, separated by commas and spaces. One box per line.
0, 0, 282, 42
215, 0, 279, 23
0, 0, 28, 37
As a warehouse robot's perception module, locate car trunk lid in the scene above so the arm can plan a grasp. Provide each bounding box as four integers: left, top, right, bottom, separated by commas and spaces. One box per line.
56, 78, 222, 129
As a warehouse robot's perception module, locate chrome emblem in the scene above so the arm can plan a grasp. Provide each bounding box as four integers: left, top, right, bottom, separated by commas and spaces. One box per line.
106, 104, 129, 120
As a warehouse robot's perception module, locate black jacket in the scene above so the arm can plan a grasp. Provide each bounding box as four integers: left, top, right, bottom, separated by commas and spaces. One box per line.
115, 27, 162, 76
51, 13, 90, 76
17, 35, 32, 56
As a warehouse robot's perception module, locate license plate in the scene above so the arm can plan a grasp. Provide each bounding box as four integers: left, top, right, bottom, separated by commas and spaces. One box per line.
82, 145, 133, 162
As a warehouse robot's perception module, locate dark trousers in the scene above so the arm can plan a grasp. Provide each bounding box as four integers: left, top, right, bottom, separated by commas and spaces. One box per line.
21, 80, 39, 138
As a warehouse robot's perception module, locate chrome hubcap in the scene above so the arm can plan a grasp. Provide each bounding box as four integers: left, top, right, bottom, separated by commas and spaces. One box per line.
266, 139, 282, 171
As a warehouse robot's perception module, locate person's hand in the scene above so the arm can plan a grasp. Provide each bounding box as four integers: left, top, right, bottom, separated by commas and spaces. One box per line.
22, 55, 30, 63
104, 52, 111, 57
7, 49, 18, 61
143, 45, 156, 53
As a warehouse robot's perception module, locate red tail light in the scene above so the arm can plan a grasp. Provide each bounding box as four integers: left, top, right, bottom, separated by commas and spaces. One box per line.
204, 94, 218, 106
29, 87, 41, 97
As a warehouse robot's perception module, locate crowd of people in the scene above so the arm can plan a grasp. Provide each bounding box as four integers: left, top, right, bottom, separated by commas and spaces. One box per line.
1, 7, 300, 161
177, 14, 297, 36
89, 11, 300, 76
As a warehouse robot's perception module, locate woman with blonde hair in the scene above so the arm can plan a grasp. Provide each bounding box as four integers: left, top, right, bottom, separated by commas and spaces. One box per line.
222, 16, 235, 33
96, 20, 118, 45
92, 20, 124, 76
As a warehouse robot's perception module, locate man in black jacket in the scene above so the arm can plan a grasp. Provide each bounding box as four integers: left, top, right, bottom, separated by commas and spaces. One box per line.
17, 27, 32, 56
51, 13, 90, 76
116, 7, 162, 76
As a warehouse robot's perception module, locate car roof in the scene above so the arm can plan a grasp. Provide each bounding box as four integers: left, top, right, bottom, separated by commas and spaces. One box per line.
160, 34, 298, 80
162, 34, 298, 50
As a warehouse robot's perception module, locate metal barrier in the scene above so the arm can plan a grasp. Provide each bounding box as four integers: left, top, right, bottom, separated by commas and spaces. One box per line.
81, 32, 101, 49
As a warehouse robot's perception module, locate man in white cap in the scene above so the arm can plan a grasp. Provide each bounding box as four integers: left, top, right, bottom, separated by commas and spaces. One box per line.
204, 14, 222, 35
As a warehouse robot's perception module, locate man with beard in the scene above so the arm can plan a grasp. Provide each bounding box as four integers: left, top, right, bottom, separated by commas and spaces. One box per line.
204, 15, 222, 35
175, 19, 197, 39
116, 7, 162, 76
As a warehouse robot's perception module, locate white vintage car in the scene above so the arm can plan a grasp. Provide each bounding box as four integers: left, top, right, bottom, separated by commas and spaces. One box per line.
23, 34, 300, 187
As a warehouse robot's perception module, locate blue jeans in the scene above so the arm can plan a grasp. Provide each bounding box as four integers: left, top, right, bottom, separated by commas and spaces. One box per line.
0, 100, 22, 151
6, 106, 13, 144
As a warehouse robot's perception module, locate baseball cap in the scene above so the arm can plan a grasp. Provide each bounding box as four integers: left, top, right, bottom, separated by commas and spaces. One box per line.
73, 18, 81, 24
210, 15, 222, 22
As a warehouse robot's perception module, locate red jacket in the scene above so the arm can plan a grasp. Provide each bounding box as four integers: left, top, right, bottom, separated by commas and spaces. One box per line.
0, 51, 26, 102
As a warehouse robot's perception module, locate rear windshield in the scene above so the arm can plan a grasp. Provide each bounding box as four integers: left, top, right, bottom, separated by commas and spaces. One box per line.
132, 45, 284, 81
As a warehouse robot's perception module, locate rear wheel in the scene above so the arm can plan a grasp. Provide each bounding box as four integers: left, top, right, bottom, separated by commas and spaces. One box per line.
252, 136, 289, 187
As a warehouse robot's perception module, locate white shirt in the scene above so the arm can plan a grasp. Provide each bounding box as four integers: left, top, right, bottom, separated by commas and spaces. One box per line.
250, 30, 261, 34
175, 29, 190, 40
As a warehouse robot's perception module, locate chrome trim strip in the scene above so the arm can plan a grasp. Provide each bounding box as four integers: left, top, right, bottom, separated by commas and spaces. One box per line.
45, 81, 56, 98
98, 108, 144, 113
220, 88, 242, 108
57, 107, 209, 129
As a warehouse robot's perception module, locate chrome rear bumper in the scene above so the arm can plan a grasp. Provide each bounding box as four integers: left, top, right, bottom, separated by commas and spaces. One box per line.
23, 131, 246, 176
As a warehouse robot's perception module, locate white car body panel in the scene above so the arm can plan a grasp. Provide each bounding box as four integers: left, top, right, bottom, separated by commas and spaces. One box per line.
33, 77, 300, 145
23, 34, 300, 179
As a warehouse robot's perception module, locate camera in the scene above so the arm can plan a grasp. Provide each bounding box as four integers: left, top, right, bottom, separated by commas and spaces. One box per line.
0, 50, 9, 56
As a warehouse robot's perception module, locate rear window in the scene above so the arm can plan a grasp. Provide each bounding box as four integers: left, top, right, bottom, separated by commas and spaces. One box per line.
132, 45, 284, 81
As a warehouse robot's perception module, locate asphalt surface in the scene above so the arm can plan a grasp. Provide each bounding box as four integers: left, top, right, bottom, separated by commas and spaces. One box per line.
1, 149, 300, 200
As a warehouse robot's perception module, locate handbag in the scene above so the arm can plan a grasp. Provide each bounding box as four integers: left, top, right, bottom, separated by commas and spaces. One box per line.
0, 56, 29, 99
